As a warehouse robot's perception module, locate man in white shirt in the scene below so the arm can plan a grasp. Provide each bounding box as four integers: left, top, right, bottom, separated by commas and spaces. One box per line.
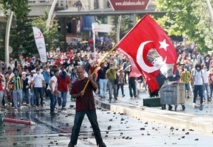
202, 66, 210, 102
47, 69, 59, 115
33, 68, 45, 107
192, 64, 204, 110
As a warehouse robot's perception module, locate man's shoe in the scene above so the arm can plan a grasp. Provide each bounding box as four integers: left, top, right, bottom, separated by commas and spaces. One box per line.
99, 142, 107, 147
192, 103, 195, 108
199, 105, 203, 110
68, 142, 74, 147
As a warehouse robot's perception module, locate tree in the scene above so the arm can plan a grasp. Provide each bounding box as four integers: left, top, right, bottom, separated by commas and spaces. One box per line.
110, 15, 133, 44
154, 0, 213, 52
0, 0, 32, 57
31, 12, 64, 53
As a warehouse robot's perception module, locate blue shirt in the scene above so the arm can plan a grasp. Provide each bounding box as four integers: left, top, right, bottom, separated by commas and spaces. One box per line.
42, 71, 50, 84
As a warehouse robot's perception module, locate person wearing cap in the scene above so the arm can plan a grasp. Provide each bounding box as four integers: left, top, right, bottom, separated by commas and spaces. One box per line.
22, 72, 30, 106
7, 68, 23, 111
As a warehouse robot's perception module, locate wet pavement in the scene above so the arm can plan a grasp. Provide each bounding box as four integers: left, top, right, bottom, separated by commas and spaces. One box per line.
1, 85, 213, 146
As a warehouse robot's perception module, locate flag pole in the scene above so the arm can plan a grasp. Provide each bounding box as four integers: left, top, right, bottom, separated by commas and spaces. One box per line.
82, 45, 117, 92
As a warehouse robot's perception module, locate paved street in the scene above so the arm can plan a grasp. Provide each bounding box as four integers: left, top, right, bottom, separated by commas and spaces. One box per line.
1, 85, 213, 146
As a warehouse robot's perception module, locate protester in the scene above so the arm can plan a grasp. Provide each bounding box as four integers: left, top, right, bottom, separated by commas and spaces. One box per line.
33, 67, 45, 107
22, 72, 30, 106
117, 69, 125, 97
191, 64, 204, 110
57, 67, 70, 110
68, 66, 106, 147
97, 62, 108, 99
0, 69, 5, 111
47, 69, 59, 115
7, 68, 23, 111
106, 63, 118, 103
181, 66, 191, 98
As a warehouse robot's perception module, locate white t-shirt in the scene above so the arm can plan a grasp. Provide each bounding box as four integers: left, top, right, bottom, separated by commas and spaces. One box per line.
202, 70, 209, 84
33, 73, 44, 88
193, 70, 203, 85
47, 76, 57, 91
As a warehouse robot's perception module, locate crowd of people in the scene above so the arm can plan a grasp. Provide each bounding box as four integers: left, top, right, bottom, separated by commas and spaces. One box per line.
0, 42, 213, 114
0, 41, 213, 147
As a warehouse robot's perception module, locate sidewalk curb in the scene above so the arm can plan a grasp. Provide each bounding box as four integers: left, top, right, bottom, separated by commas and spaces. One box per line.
96, 99, 213, 135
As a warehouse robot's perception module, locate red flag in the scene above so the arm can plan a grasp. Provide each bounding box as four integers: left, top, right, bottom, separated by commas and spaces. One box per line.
117, 48, 142, 78
117, 14, 177, 92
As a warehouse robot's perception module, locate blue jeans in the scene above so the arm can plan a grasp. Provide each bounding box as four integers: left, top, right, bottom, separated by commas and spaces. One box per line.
70, 110, 103, 145
107, 80, 117, 100
12, 90, 22, 109
193, 85, 203, 105
203, 83, 210, 100
99, 79, 107, 98
47, 90, 56, 113
22, 89, 29, 104
58, 91, 67, 108
30, 89, 35, 106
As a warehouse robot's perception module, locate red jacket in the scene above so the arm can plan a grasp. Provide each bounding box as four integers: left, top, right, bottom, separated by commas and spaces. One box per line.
57, 75, 70, 92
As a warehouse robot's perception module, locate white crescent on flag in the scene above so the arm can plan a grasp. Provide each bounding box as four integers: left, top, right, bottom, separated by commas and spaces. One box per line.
136, 41, 159, 73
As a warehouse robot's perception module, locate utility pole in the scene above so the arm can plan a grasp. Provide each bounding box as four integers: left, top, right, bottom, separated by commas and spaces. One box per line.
5, 11, 14, 67
206, 0, 213, 24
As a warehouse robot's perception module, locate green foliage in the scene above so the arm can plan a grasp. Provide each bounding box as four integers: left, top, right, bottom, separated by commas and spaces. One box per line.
154, 0, 213, 52
31, 12, 64, 52
109, 15, 134, 43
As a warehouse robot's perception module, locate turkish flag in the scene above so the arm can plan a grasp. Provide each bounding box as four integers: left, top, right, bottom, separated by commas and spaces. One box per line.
117, 14, 177, 92
117, 48, 142, 78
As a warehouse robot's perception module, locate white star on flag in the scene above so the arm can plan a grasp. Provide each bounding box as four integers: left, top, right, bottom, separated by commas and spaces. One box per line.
159, 39, 169, 51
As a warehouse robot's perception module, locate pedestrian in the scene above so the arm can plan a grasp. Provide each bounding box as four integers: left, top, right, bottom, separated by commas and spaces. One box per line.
209, 68, 213, 100
128, 76, 137, 99
7, 68, 23, 111
42, 66, 50, 98
181, 66, 191, 98
117, 69, 125, 97
0, 70, 5, 111
202, 65, 210, 102
47, 69, 59, 115
22, 72, 30, 106
57, 68, 70, 110
28, 70, 36, 107
106, 63, 118, 103
97, 62, 108, 99
32, 67, 45, 107
191, 64, 204, 110
68, 66, 106, 147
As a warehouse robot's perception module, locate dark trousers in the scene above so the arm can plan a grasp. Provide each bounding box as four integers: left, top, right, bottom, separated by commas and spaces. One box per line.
129, 79, 136, 97
193, 85, 203, 105
34, 87, 43, 106
70, 110, 103, 145
117, 83, 124, 96
210, 84, 213, 98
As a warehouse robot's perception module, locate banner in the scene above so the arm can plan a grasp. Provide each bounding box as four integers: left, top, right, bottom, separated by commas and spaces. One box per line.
32, 27, 47, 63
109, 0, 150, 11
